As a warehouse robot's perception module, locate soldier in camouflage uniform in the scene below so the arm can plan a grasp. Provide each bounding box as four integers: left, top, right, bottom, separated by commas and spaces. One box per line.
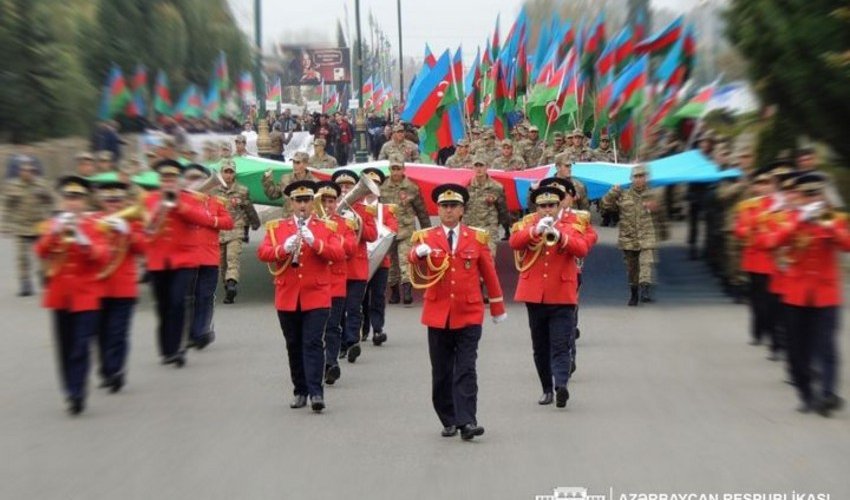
214, 159, 260, 304
1, 158, 55, 296
491, 140, 527, 171
380, 156, 431, 305
539, 131, 567, 165
592, 133, 617, 163
601, 164, 666, 306
309, 138, 338, 169
262, 151, 317, 217
464, 155, 508, 257
717, 141, 756, 302
378, 124, 419, 162
468, 127, 483, 156
477, 130, 501, 165
445, 139, 475, 168
553, 158, 590, 211
519, 125, 545, 166
558, 129, 594, 164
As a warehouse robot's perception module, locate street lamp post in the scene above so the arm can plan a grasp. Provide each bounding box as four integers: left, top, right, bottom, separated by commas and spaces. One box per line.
354, 0, 369, 162
397, 0, 404, 102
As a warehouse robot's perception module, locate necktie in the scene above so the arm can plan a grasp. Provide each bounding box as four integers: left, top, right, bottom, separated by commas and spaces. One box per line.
447, 229, 455, 254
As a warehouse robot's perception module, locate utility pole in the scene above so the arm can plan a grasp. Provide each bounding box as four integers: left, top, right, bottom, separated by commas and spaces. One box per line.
254, 0, 265, 116
354, 0, 368, 161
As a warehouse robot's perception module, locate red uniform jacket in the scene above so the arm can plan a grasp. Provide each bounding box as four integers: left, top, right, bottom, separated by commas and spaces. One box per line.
510, 212, 590, 305
407, 225, 505, 329
144, 190, 223, 271
561, 209, 597, 277
754, 210, 793, 296
96, 217, 147, 299
345, 203, 378, 281
376, 203, 399, 269
196, 196, 234, 267
328, 213, 357, 298
762, 210, 850, 307
35, 215, 110, 312
734, 195, 776, 275
257, 216, 346, 311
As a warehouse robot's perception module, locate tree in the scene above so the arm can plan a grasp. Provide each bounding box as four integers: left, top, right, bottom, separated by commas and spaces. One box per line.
726, 0, 850, 165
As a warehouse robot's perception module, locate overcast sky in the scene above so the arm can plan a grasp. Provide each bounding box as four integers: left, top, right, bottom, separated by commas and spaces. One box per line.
228, 0, 701, 59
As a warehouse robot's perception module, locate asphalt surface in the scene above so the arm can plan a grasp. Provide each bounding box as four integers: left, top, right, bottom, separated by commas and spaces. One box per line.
1, 222, 848, 500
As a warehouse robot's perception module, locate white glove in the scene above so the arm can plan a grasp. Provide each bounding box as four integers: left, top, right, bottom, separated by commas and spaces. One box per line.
299, 226, 315, 246
800, 201, 825, 221
283, 234, 299, 253
106, 217, 129, 234
263, 169, 273, 179
74, 229, 91, 247
415, 243, 432, 257
52, 213, 74, 234
492, 313, 508, 324
340, 209, 356, 220
535, 216, 555, 235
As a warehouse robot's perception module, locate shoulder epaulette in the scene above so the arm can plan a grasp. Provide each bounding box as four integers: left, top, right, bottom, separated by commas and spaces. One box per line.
468, 226, 490, 246
831, 211, 847, 223
324, 219, 339, 232
410, 228, 428, 244
265, 219, 280, 230
573, 210, 591, 224
385, 203, 397, 215
345, 218, 358, 230
363, 204, 378, 216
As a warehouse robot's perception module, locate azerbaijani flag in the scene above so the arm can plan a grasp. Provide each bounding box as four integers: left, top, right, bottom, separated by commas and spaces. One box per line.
153, 70, 172, 116
238, 71, 255, 103
667, 79, 718, 124
400, 50, 451, 127
635, 15, 684, 55
98, 65, 133, 119
267, 77, 282, 103
174, 85, 203, 119
215, 51, 229, 90
361, 76, 374, 109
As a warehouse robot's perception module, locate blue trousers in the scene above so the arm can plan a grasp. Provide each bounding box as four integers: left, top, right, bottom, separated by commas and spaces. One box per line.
427, 325, 482, 428
787, 305, 840, 403
324, 296, 346, 368
97, 298, 136, 380
150, 268, 195, 358
362, 267, 389, 334
277, 307, 329, 397
342, 280, 367, 347
189, 265, 219, 342
53, 310, 99, 399
526, 303, 577, 392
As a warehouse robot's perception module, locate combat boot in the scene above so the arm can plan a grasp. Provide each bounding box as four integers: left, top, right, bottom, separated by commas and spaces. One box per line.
628, 286, 639, 306
388, 285, 400, 304
224, 279, 237, 304
639, 283, 654, 303
402, 283, 413, 306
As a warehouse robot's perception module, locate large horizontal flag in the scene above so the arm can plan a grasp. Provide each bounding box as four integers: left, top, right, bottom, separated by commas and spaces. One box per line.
635, 15, 684, 55
400, 50, 451, 127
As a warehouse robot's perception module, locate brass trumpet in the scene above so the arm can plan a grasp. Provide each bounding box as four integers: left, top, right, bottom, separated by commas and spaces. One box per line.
96, 204, 144, 232
540, 218, 560, 247
290, 215, 307, 268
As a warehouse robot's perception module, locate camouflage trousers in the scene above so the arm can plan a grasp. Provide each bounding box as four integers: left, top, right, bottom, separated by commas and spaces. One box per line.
220, 239, 244, 283
622, 249, 655, 286
724, 232, 746, 286
387, 238, 413, 286
16, 236, 37, 283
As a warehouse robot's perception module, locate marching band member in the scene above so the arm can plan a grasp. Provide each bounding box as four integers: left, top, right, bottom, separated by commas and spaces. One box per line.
144, 159, 223, 368
314, 181, 356, 386
331, 170, 378, 363
92, 182, 146, 393
408, 183, 507, 440
184, 165, 233, 350
257, 180, 346, 413
360, 167, 398, 346
759, 173, 850, 416
510, 185, 591, 408
35, 176, 109, 415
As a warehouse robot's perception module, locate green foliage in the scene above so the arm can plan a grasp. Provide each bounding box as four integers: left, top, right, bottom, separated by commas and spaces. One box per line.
726, 0, 850, 165
0, 0, 251, 144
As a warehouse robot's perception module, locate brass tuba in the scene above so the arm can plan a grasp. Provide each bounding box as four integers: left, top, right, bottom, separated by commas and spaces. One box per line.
337, 175, 381, 240
188, 171, 227, 195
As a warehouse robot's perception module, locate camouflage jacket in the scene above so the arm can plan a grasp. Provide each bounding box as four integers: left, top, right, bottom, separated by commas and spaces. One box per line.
491, 155, 527, 171
379, 176, 431, 240
592, 148, 617, 163
212, 181, 260, 242
1, 177, 55, 236
539, 145, 566, 165
378, 139, 419, 162
555, 147, 594, 164
717, 179, 749, 231
556, 175, 591, 211
444, 152, 474, 169
309, 153, 337, 169
262, 170, 317, 217
465, 175, 508, 230
601, 186, 665, 250
519, 139, 545, 166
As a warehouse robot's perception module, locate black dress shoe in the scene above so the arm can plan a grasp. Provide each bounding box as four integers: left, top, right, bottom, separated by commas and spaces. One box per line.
555, 386, 570, 408
310, 395, 325, 413
338, 345, 348, 359
441, 425, 458, 437
538, 392, 554, 405
289, 395, 307, 409
347, 344, 361, 363
108, 374, 125, 394
570, 361, 577, 375
372, 331, 387, 346
67, 397, 85, 416
162, 353, 186, 367
767, 351, 781, 362
459, 423, 485, 441
575, 328, 581, 340
325, 365, 341, 385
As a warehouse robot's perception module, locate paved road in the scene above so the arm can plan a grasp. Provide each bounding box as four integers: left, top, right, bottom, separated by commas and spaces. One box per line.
1, 223, 848, 500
